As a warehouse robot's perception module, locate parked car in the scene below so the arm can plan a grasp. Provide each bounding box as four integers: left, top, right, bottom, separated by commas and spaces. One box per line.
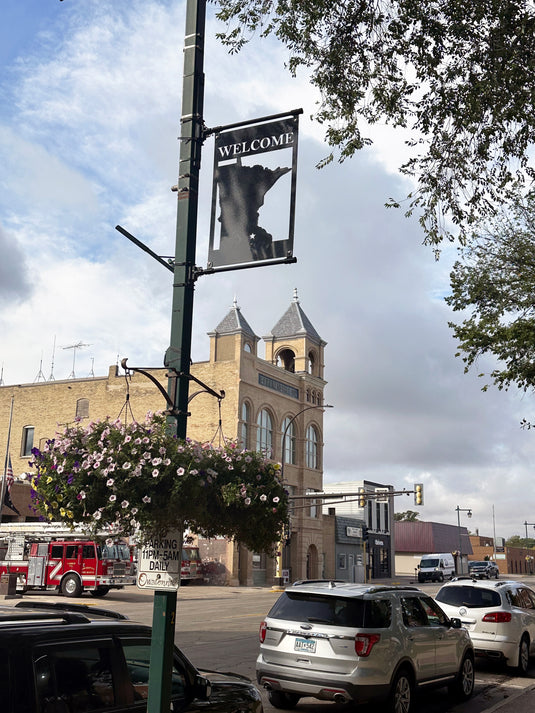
435, 577, 535, 673
467, 560, 500, 579
256, 581, 474, 713
0, 600, 263, 713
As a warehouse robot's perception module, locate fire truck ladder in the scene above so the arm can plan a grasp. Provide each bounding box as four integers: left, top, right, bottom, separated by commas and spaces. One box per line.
0, 522, 107, 541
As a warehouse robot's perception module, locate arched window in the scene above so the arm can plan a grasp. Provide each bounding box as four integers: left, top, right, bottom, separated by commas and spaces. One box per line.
256, 409, 273, 455
240, 402, 251, 448
282, 417, 296, 465
244, 342, 252, 353
276, 349, 295, 372
21, 426, 34, 457
308, 350, 316, 375
76, 398, 89, 420
305, 425, 319, 469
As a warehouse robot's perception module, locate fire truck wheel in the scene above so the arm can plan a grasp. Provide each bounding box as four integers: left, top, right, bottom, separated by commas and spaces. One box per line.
90, 586, 110, 597
61, 574, 83, 597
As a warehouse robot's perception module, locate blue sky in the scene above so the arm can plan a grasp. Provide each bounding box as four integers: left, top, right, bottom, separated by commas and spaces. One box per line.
1, 0, 533, 541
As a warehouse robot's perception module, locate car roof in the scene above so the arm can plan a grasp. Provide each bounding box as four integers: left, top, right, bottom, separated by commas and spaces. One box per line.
286, 581, 423, 597
0, 601, 149, 637
440, 577, 524, 589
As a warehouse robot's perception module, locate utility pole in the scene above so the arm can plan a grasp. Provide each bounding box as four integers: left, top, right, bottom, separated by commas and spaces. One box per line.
147, 2, 206, 711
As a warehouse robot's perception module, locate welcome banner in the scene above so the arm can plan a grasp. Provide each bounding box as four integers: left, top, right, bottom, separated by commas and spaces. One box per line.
208, 113, 299, 268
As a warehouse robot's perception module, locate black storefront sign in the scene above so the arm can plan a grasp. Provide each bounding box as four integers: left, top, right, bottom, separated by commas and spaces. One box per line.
208, 114, 299, 268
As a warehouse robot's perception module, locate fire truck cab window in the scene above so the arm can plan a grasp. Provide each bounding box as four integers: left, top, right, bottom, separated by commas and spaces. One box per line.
50, 545, 63, 558
65, 545, 79, 559
83, 544, 96, 558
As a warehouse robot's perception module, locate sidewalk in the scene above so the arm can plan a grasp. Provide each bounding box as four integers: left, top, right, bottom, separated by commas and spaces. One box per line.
482, 683, 535, 713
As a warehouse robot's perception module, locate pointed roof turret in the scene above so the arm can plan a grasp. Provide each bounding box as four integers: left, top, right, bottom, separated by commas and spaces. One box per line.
267, 289, 322, 343
213, 297, 257, 338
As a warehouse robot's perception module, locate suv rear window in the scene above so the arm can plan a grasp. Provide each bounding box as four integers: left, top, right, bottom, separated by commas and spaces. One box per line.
267, 592, 391, 628
436, 585, 501, 608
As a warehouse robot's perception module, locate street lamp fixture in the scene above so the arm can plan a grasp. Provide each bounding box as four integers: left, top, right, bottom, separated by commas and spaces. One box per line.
455, 506, 472, 575
523, 521, 535, 541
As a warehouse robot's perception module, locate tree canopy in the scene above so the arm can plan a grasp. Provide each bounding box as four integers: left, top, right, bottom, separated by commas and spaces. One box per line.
394, 510, 420, 521
446, 193, 535, 394
505, 534, 535, 549
215, 0, 535, 247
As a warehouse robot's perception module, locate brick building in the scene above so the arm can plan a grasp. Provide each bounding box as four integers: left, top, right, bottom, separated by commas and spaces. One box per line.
0, 292, 327, 586
469, 535, 535, 576
394, 520, 473, 576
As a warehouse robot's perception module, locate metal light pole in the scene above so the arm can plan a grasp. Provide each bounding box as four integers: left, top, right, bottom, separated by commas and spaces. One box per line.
523, 521, 535, 541
147, 2, 206, 712
456, 506, 472, 575
274, 403, 333, 588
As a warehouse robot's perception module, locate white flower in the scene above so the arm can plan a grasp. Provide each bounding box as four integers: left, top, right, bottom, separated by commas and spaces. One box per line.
122, 462, 131, 470
93, 510, 102, 520
190, 469, 198, 476
109, 495, 117, 502
152, 457, 162, 466
177, 467, 185, 476
244, 497, 251, 505
142, 495, 151, 504
152, 469, 159, 478
260, 494, 267, 502
106, 478, 115, 487
121, 500, 129, 508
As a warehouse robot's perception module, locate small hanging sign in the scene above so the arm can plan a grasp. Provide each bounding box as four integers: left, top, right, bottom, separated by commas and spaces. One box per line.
136, 530, 182, 590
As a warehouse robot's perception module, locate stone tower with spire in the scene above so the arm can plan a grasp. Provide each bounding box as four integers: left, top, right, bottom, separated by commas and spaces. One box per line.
264, 287, 326, 380
200, 290, 327, 585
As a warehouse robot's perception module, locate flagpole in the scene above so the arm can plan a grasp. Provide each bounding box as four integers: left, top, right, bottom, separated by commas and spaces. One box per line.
1, 396, 15, 525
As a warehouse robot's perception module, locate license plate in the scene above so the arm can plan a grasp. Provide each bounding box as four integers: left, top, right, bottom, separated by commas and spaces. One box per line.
294, 638, 316, 654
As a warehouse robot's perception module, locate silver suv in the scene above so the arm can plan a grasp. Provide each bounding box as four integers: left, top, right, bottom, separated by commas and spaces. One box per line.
256, 582, 474, 713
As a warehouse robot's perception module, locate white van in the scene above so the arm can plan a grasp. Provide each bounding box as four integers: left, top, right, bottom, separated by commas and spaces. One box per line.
417, 553, 455, 583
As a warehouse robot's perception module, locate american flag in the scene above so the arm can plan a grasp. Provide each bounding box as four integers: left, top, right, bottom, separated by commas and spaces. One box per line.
6, 455, 14, 491
4, 455, 20, 515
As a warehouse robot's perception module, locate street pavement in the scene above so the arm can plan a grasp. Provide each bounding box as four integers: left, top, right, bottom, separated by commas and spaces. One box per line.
5, 576, 535, 713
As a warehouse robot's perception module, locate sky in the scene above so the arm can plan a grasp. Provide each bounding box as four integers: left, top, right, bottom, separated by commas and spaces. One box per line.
1, 0, 534, 543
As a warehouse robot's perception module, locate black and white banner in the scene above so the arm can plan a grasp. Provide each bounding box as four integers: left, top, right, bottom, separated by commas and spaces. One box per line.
208, 113, 299, 268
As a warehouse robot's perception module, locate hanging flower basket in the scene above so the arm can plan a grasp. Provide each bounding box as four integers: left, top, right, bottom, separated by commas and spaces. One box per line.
28, 412, 288, 554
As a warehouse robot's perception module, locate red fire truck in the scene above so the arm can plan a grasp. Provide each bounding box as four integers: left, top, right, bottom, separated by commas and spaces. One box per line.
0, 523, 136, 597
181, 545, 204, 584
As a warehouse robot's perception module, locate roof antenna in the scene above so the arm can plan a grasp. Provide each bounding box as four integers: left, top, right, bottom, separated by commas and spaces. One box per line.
62, 341, 91, 378
48, 336, 56, 381
34, 352, 46, 382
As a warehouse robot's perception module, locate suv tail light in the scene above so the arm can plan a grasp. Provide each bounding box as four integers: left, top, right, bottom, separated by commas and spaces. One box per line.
259, 621, 267, 642
482, 612, 512, 623
355, 633, 380, 656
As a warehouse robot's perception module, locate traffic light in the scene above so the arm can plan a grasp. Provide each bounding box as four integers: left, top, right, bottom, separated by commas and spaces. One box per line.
358, 487, 366, 508
414, 483, 424, 506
